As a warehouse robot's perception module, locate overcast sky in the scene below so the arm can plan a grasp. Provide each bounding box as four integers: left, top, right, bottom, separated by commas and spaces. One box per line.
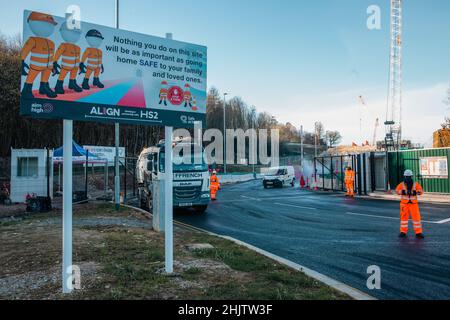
0, 0, 449, 146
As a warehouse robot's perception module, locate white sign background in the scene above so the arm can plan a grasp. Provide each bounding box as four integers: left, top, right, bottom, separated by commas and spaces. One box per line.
420, 156, 448, 178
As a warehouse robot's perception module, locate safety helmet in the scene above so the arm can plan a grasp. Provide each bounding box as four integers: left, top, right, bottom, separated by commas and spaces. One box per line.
161, 80, 168, 85
28, 12, 57, 25
86, 29, 104, 39
212, 170, 217, 174
404, 170, 413, 177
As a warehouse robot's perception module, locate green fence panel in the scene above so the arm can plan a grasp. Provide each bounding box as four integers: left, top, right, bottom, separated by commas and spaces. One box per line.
388, 148, 450, 193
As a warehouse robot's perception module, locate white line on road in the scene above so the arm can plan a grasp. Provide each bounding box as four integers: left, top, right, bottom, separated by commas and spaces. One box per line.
436, 218, 450, 224
240, 195, 262, 201
274, 203, 318, 211
345, 212, 450, 224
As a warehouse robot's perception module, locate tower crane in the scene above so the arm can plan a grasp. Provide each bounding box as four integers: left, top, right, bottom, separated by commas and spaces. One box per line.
385, 0, 403, 150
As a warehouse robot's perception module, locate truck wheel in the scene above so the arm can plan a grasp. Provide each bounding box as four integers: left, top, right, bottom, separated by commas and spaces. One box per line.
195, 205, 208, 214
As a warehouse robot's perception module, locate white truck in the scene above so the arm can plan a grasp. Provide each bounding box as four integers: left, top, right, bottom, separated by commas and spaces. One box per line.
136, 140, 210, 214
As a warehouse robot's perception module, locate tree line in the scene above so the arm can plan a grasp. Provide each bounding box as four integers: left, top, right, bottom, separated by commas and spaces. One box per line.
0, 33, 340, 158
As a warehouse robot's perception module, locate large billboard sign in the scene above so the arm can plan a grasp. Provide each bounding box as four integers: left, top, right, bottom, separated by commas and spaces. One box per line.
20, 10, 207, 127
420, 156, 448, 179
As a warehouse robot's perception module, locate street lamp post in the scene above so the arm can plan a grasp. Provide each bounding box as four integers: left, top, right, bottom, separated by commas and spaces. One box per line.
314, 122, 318, 158
223, 92, 228, 174
251, 107, 256, 177
300, 124, 304, 172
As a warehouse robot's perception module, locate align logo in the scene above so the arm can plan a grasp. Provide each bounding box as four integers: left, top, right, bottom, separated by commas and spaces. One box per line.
90, 106, 121, 117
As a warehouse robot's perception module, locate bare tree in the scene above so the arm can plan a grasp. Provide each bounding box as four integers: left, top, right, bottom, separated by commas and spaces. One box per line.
326, 130, 342, 147
314, 122, 325, 145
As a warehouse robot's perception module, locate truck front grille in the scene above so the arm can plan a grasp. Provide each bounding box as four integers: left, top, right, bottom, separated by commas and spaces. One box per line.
174, 186, 201, 201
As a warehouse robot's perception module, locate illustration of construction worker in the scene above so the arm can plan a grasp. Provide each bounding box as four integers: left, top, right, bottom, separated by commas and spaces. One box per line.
52, 22, 83, 94
21, 11, 58, 99
79, 29, 104, 90
183, 83, 192, 108
159, 81, 168, 106
396, 170, 425, 239
344, 166, 355, 197
210, 170, 221, 201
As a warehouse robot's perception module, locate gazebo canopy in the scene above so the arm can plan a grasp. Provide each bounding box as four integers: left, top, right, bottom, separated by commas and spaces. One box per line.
53, 141, 106, 164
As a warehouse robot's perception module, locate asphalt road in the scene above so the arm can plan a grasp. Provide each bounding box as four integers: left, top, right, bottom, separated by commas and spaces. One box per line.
174, 180, 450, 300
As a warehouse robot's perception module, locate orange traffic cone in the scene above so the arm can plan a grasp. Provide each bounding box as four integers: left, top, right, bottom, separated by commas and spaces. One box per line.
386, 181, 393, 194
300, 175, 306, 189
312, 174, 318, 191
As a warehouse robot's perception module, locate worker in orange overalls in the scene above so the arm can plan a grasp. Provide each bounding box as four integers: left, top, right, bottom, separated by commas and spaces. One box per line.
21, 11, 58, 99
396, 170, 425, 239
159, 80, 168, 106
183, 83, 192, 108
52, 22, 83, 94
210, 170, 220, 201
344, 166, 355, 197
79, 29, 104, 90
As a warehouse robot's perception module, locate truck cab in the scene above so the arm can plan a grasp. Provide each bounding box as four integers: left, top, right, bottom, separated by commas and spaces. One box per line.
137, 140, 210, 214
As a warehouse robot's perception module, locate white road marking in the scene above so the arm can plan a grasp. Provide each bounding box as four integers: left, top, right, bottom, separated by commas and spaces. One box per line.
345, 212, 449, 224
436, 218, 450, 224
346, 212, 399, 220
240, 195, 262, 201
274, 202, 317, 211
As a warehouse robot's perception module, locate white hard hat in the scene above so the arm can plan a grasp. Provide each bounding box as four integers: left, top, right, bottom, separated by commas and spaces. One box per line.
404, 170, 413, 177
212, 170, 217, 174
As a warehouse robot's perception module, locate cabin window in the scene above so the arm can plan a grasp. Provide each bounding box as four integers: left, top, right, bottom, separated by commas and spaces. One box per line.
17, 157, 38, 177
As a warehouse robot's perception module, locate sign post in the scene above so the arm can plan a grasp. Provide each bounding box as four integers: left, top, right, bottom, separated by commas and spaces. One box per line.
20, 9, 206, 292
164, 32, 174, 274
114, 0, 121, 211
62, 119, 73, 293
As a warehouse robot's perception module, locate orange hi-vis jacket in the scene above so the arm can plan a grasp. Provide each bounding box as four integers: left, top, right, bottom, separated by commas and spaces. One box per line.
210, 174, 220, 191
344, 170, 355, 184
160, 88, 168, 98
396, 182, 423, 204
81, 48, 102, 70
21, 36, 55, 71
54, 42, 81, 70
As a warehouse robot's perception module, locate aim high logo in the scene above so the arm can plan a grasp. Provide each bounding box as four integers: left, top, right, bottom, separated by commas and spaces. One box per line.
31, 103, 54, 114
90, 106, 121, 117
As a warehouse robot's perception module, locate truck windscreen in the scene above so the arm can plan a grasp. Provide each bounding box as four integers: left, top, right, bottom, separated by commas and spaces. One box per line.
159, 151, 208, 173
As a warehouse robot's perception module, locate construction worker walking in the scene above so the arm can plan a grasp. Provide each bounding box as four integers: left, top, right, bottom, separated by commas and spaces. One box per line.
396, 170, 425, 239
210, 170, 220, 201
344, 166, 355, 197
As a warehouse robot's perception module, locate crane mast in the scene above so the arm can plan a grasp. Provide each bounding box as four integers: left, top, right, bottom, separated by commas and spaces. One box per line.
385, 0, 403, 150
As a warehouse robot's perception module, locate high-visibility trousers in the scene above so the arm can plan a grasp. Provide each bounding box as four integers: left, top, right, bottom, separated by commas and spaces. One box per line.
25, 67, 52, 84
210, 186, 219, 200
85, 67, 101, 79
345, 182, 354, 196
58, 67, 78, 81
400, 202, 423, 234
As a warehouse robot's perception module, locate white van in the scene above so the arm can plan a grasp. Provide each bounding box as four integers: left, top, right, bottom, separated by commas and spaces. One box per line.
263, 166, 295, 188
